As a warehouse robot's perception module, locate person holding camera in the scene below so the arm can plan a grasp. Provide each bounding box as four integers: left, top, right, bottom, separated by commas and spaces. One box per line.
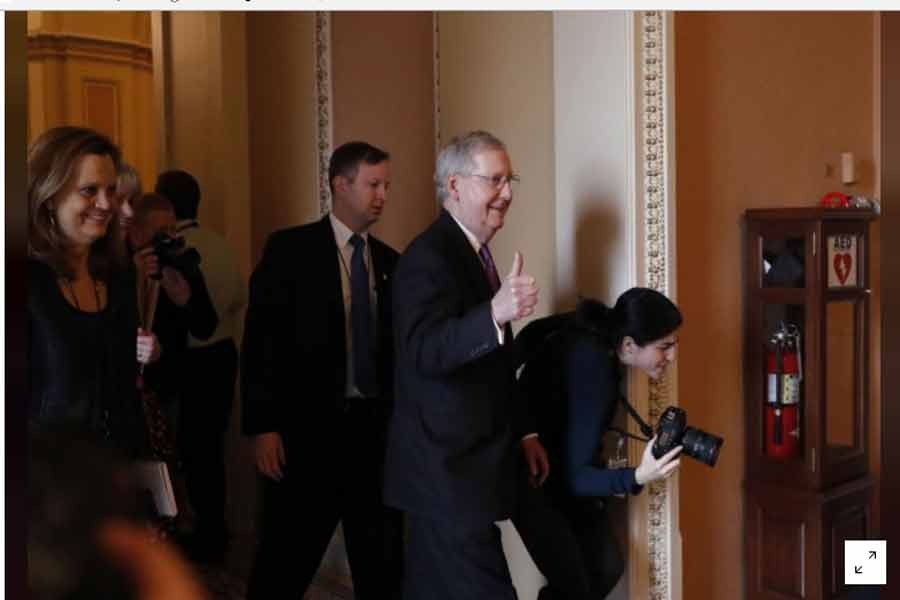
128, 193, 218, 424
512, 287, 684, 600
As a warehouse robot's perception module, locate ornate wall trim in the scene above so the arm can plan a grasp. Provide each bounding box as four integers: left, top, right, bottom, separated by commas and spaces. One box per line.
637, 10, 678, 600
28, 32, 152, 70
315, 11, 334, 217
81, 80, 120, 143
433, 12, 442, 160
313, 11, 353, 590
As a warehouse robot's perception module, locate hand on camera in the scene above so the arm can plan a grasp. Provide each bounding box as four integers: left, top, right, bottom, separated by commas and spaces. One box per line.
160, 267, 192, 307
491, 252, 539, 326
134, 247, 160, 281
634, 436, 681, 485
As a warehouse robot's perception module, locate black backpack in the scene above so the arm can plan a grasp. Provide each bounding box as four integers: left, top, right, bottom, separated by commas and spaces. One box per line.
514, 310, 654, 443
513, 311, 577, 371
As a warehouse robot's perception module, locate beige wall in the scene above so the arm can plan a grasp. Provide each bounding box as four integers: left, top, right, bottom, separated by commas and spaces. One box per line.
162, 11, 256, 532
553, 14, 635, 600
164, 12, 253, 274
553, 12, 634, 309
332, 12, 436, 253
439, 12, 557, 326
438, 11, 556, 598
246, 12, 318, 263
674, 12, 877, 600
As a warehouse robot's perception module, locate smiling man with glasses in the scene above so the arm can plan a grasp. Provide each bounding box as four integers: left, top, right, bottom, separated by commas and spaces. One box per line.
384, 130, 545, 599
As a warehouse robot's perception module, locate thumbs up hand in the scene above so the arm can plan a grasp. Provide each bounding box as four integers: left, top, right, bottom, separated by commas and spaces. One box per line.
491, 251, 539, 326
508, 251, 523, 278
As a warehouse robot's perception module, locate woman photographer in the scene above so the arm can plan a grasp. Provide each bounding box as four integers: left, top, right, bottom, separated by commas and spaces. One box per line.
513, 287, 684, 600
128, 194, 219, 370
127, 193, 217, 547
27, 126, 158, 454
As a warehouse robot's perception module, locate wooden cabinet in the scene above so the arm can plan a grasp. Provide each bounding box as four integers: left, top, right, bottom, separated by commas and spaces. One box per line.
744, 208, 877, 600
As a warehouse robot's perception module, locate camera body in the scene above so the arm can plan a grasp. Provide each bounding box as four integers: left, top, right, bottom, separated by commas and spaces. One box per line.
149, 231, 201, 279
652, 406, 723, 467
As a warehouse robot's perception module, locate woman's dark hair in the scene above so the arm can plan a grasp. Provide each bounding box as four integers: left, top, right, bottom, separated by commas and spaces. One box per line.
575, 287, 682, 349
28, 126, 124, 280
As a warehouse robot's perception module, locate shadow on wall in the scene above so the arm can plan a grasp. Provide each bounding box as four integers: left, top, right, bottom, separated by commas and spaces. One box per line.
559, 201, 621, 310
550, 199, 632, 600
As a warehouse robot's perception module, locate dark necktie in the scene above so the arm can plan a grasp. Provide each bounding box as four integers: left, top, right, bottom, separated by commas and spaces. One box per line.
349, 234, 376, 396
478, 244, 502, 295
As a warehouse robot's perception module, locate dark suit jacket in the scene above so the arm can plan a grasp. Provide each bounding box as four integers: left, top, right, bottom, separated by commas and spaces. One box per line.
241, 216, 398, 464
384, 209, 518, 528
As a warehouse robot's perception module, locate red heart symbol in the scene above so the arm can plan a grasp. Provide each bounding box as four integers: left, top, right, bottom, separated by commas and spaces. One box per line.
833, 253, 852, 284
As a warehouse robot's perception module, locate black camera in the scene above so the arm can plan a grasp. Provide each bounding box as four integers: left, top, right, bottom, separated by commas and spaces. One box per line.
149, 231, 201, 279
651, 406, 723, 467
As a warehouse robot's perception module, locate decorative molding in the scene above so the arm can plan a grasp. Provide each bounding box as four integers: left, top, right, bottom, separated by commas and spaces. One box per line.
313, 14, 347, 588
82, 80, 120, 143
315, 11, 334, 217
433, 12, 442, 159
639, 10, 676, 600
27, 32, 152, 70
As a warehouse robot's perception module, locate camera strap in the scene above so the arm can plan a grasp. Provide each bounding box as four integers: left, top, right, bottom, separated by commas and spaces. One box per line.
614, 393, 655, 441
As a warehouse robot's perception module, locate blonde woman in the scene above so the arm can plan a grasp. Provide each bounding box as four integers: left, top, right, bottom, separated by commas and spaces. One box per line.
28, 126, 158, 455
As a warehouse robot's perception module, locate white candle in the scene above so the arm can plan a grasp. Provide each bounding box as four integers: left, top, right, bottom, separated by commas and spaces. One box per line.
841, 152, 855, 184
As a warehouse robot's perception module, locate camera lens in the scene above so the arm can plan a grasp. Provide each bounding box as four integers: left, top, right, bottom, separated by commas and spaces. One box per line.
681, 427, 724, 467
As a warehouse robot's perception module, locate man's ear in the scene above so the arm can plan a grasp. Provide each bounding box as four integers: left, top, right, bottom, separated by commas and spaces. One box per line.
446, 174, 460, 200
620, 336, 637, 356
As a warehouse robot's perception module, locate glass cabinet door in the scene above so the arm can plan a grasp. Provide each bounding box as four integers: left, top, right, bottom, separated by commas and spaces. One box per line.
824, 299, 863, 461
762, 236, 806, 288
762, 303, 806, 462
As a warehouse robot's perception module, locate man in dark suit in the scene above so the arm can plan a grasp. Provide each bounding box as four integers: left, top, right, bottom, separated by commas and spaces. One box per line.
242, 141, 403, 599
384, 130, 546, 599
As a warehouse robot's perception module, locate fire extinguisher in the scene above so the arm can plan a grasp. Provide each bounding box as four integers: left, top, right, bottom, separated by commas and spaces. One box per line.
765, 322, 802, 460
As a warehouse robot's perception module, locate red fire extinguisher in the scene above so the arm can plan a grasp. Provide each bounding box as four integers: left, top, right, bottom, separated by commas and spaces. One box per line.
765, 322, 802, 460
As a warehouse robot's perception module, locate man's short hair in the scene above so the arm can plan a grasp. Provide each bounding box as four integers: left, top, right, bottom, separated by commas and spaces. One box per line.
133, 193, 175, 227
155, 170, 200, 220
328, 141, 390, 195
434, 130, 507, 204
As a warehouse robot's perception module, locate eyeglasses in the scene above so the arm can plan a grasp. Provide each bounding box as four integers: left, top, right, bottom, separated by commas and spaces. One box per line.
465, 172, 521, 191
